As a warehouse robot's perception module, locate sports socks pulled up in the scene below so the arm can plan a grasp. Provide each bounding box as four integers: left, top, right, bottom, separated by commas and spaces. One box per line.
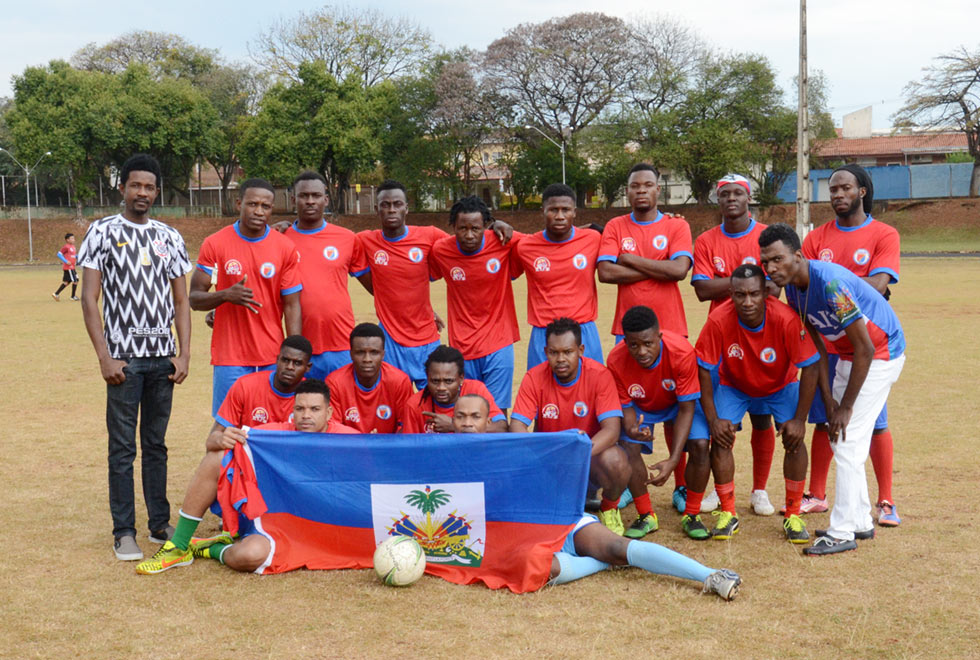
869, 430, 894, 504
716, 481, 736, 515
808, 428, 832, 500
172, 510, 203, 551
750, 427, 775, 491
784, 479, 805, 517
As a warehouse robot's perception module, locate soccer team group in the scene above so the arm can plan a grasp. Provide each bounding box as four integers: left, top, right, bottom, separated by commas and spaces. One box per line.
75, 153, 905, 601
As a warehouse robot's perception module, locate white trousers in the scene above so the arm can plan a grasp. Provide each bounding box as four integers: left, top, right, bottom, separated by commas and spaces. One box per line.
828, 355, 905, 541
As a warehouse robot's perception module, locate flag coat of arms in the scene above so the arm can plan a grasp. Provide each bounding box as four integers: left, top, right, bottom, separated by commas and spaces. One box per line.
216, 430, 591, 593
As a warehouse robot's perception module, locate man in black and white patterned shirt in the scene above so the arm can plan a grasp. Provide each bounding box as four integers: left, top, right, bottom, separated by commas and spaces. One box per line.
79, 154, 192, 562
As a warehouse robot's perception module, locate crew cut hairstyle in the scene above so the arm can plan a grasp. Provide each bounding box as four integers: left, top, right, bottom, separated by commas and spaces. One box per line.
239, 178, 276, 196
292, 170, 327, 188
628, 162, 660, 180
449, 195, 491, 226
541, 183, 575, 204
758, 223, 802, 252
281, 334, 313, 358
350, 322, 385, 347
731, 263, 766, 286
295, 377, 331, 402
377, 179, 407, 195
621, 306, 659, 334
120, 153, 162, 188
545, 317, 582, 345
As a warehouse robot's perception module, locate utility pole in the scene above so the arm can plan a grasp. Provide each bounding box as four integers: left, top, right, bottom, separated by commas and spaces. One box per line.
796, 0, 811, 238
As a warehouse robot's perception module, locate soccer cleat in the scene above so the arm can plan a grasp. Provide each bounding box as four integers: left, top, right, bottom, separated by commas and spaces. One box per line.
750, 490, 775, 516
800, 494, 829, 514
783, 514, 810, 544
816, 528, 874, 541
703, 569, 741, 601
135, 541, 194, 574
877, 500, 901, 527
51, 293, 60, 301
148, 525, 175, 544
190, 532, 234, 557
681, 514, 711, 541
624, 513, 659, 538
617, 489, 634, 509
711, 511, 740, 540
803, 535, 857, 556
700, 489, 720, 513
672, 486, 687, 514
113, 535, 143, 561
598, 508, 625, 536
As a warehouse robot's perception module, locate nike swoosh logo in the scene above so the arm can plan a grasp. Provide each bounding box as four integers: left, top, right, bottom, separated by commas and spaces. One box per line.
116, 241, 129, 247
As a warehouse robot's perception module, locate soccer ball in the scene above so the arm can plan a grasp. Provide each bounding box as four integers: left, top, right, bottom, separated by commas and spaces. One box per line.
373, 536, 426, 586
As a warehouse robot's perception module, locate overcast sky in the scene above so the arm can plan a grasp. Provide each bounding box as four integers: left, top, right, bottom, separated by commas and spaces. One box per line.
2, 0, 976, 130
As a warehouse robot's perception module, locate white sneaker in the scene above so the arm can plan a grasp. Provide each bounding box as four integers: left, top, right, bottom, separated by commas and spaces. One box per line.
701, 489, 720, 513
750, 489, 775, 516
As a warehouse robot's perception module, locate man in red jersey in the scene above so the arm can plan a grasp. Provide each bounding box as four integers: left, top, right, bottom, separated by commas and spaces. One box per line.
136, 378, 355, 575
510, 318, 629, 535
513, 184, 604, 369
284, 171, 372, 380
52, 232, 78, 300
326, 323, 413, 434
400, 345, 508, 433
692, 174, 778, 517
429, 196, 521, 412
191, 178, 303, 416
800, 164, 902, 526
695, 265, 819, 544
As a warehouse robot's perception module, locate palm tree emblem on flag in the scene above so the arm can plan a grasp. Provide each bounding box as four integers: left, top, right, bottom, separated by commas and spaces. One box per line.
387, 485, 484, 566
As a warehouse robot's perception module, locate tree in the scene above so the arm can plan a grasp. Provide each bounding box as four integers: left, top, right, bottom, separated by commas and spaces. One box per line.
250, 4, 433, 88
72, 31, 218, 80
893, 45, 980, 196
623, 15, 706, 118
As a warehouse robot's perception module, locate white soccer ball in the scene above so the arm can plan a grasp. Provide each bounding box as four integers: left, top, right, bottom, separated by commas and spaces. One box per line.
373, 536, 426, 586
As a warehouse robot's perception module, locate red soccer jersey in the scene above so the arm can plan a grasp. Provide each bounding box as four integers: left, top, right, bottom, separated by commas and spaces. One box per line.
512, 227, 600, 327
428, 230, 521, 359
59, 243, 77, 270
258, 419, 357, 434
511, 357, 623, 436
285, 221, 369, 354
606, 330, 700, 413
325, 362, 414, 434
197, 223, 302, 366
692, 218, 768, 313
802, 216, 900, 282
598, 212, 693, 336
695, 298, 819, 398
215, 371, 297, 429
357, 225, 448, 347
400, 379, 505, 433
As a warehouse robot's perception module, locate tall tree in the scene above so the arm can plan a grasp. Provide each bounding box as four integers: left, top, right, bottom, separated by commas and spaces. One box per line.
893, 45, 980, 196
72, 31, 218, 80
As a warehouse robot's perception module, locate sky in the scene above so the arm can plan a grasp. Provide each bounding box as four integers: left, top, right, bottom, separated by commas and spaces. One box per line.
1, 0, 976, 130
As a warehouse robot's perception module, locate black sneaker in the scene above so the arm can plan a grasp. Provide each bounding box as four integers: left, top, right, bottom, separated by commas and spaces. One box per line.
816, 528, 874, 540
149, 525, 175, 544
803, 535, 858, 556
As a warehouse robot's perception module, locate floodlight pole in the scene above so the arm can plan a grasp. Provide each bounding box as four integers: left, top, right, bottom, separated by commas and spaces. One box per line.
796, 0, 811, 238
525, 125, 566, 184
0, 148, 51, 261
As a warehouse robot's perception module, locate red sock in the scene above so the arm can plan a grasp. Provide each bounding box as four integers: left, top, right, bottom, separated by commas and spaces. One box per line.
599, 496, 619, 512
684, 490, 704, 517
664, 426, 687, 488
716, 481, 736, 515
633, 492, 652, 516
784, 479, 805, 517
751, 427, 775, 491
809, 428, 833, 500
869, 430, 894, 504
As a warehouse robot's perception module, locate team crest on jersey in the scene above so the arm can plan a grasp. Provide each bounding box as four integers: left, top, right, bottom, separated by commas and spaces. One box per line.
727, 343, 744, 360
251, 407, 270, 424
760, 347, 777, 363
152, 239, 168, 258
534, 257, 551, 272
288, 412, 295, 423
374, 250, 389, 265
621, 237, 637, 252
573, 401, 589, 417
742, 256, 758, 265
572, 254, 588, 270
486, 258, 501, 274
224, 259, 243, 276
542, 403, 559, 419
853, 249, 870, 266
260, 262, 276, 278
451, 267, 466, 281
345, 407, 361, 423
376, 405, 392, 420
628, 384, 646, 399
653, 235, 668, 250
323, 246, 339, 261
661, 379, 676, 391
818, 248, 834, 262
408, 247, 424, 263
713, 256, 726, 273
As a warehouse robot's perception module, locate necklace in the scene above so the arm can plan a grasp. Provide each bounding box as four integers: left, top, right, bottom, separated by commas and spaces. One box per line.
795, 276, 810, 340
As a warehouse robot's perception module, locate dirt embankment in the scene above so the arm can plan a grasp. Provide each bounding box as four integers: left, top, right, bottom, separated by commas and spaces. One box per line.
2, 198, 977, 264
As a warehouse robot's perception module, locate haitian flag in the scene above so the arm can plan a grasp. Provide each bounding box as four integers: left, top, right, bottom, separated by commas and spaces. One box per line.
216, 430, 591, 593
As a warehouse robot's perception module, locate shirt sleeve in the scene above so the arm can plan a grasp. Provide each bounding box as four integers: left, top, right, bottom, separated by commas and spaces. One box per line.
215, 380, 244, 428
399, 396, 425, 434
167, 231, 192, 280
510, 373, 539, 427
349, 234, 369, 277
691, 234, 713, 282
673, 341, 701, 400
669, 218, 694, 266
694, 320, 722, 371
280, 244, 303, 296
594, 367, 625, 422
77, 224, 104, 271
472, 381, 506, 422
869, 224, 900, 283
597, 221, 620, 263
428, 247, 444, 282
784, 308, 819, 367
823, 278, 863, 328
196, 235, 216, 276
57, 248, 70, 265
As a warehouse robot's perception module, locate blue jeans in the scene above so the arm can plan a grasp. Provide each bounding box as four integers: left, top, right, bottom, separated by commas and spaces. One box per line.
106, 357, 175, 539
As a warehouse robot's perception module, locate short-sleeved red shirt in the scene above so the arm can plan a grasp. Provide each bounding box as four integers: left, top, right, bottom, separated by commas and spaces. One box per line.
607, 330, 700, 413
258, 419, 357, 434
215, 370, 297, 428
692, 219, 768, 313
511, 357, 623, 436
512, 227, 600, 327
325, 362, 413, 434
400, 379, 505, 433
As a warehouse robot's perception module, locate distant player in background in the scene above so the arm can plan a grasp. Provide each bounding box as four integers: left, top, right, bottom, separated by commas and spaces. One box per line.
52, 232, 78, 300
512, 184, 604, 369
190, 178, 303, 416
691, 174, 777, 517
326, 323, 413, 434
800, 164, 903, 527
429, 196, 521, 413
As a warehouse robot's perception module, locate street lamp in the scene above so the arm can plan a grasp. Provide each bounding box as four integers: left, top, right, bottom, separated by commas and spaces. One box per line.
0, 148, 51, 261
525, 125, 566, 185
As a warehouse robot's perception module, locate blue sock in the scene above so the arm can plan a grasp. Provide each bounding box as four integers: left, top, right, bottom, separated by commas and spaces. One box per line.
549, 551, 609, 585
626, 540, 713, 583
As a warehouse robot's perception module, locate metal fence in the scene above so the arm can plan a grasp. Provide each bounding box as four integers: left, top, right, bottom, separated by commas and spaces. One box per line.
777, 163, 974, 202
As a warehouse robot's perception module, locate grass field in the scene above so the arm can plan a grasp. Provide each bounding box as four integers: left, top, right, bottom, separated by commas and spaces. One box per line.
2, 258, 979, 658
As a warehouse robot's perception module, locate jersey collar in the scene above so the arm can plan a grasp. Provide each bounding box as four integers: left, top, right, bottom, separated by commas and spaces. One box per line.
629, 211, 663, 226
543, 226, 576, 244
354, 370, 382, 393
382, 226, 410, 242
834, 214, 873, 232
291, 219, 327, 234
644, 340, 665, 370
553, 360, 583, 387
269, 371, 296, 398
721, 217, 756, 239
233, 221, 270, 243
456, 234, 486, 256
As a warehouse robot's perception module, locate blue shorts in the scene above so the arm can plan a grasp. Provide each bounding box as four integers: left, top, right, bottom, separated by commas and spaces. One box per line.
308, 349, 351, 381
809, 354, 888, 429
464, 344, 515, 409
715, 382, 799, 427
212, 364, 275, 417
379, 324, 440, 390
621, 400, 710, 454
561, 514, 599, 555
527, 321, 603, 370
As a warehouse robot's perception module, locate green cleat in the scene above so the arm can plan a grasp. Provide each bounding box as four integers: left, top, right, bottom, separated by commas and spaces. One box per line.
681, 514, 711, 541
624, 513, 659, 538
783, 514, 810, 544
711, 511, 740, 540
598, 508, 625, 536
189, 531, 234, 558
135, 541, 193, 575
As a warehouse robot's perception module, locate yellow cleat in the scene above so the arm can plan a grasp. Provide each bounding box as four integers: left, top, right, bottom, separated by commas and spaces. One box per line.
598, 508, 625, 536
135, 541, 193, 575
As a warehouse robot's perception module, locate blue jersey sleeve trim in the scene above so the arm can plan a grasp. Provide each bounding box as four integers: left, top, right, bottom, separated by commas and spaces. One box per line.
490, 414, 506, 423
796, 353, 820, 368
281, 284, 303, 296
596, 255, 618, 263
691, 273, 710, 282
597, 409, 624, 422
869, 267, 899, 284
510, 412, 534, 426
350, 268, 369, 278
214, 414, 234, 429
677, 392, 701, 402
696, 357, 719, 370
196, 263, 214, 275
670, 250, 694, 263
